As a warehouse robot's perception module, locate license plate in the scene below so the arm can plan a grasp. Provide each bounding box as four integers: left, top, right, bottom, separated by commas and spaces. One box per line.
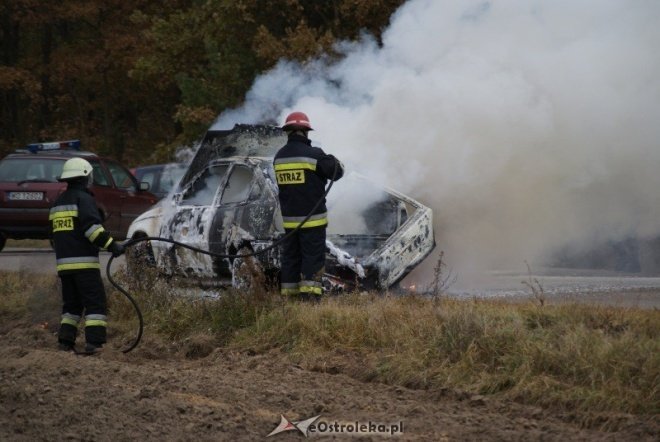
9, 191, 44, 201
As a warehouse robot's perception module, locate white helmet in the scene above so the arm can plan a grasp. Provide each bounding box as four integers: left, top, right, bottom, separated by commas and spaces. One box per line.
60, 157, 93, 181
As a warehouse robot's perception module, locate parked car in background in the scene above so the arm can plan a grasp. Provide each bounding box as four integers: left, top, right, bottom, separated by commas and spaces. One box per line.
0, 140, 158, 252
131, 163, 187, 199
127, 125, 435, 292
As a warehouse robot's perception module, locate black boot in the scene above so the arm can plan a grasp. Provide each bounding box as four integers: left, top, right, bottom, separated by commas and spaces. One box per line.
82, 343, 103, 355
58, 341, 75, 352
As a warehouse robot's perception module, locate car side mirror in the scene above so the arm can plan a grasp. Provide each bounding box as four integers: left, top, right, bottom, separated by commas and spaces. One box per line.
139, 181, 150, 191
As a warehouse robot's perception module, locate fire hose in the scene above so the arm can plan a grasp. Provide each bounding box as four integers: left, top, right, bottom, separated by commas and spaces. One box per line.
106, 162, 339, 353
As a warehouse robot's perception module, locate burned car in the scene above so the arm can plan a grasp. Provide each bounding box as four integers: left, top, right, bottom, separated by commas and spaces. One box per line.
126, 125, 434, 291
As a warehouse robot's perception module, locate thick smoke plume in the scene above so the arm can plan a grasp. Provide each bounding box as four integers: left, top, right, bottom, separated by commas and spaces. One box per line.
213, 0, 660, 281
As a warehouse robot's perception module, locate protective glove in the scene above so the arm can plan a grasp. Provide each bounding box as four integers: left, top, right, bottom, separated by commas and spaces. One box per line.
108, 240, 125, 257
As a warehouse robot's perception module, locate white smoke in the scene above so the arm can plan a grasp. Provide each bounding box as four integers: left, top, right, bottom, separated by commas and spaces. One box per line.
213, 0, 660, 280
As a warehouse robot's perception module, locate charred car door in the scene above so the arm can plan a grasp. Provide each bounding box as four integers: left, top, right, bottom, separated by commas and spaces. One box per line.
207, 160, 281, 278
161, 160, 280, 281
161, 163, 229, 276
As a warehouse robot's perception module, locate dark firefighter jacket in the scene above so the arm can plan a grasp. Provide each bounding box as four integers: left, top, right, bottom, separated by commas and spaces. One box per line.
49, 181, 116, 274
274, 133, 344, 229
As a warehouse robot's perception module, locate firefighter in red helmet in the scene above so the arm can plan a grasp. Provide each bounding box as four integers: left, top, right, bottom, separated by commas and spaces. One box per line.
274, 111, 344, 300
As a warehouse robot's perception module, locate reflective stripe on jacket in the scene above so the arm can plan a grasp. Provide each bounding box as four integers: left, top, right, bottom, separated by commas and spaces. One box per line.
274, 133, 343, 229
50, 181, 116, 275
56, 256, 101, 272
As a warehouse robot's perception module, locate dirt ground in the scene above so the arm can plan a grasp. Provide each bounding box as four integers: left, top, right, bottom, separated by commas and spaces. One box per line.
0, 318, 657, 442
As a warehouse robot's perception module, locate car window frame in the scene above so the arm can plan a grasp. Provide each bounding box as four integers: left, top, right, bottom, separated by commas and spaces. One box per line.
159, 164, 187, 195
218, 163, 255, 206
104, 160, 138, 191
88, 159, 112, 187
136, 167, 160, 193
0, 157, 64, 183
179, 162, 230, 207
176, 161, 256, 208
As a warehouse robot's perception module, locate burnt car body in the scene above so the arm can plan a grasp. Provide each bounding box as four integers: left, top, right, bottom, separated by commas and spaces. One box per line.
127, 125, 435, 291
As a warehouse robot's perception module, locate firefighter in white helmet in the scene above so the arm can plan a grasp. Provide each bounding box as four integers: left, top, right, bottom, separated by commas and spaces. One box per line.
274, 112, 344, 300
50, 157, 125, 354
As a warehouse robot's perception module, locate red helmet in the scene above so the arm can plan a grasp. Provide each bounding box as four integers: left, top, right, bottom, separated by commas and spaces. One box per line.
282, 111, 313, 131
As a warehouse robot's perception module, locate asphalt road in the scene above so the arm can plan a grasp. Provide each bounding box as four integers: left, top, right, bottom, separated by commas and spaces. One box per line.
3, 248, 660, 307
1, 248, 125, 274
445, 269, 660, 308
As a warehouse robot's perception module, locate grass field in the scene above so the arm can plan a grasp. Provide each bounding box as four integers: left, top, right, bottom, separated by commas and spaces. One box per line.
2, 268, 658, 416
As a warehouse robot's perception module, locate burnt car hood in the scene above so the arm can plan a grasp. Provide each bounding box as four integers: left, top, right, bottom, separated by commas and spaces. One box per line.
325, 173, 435, 290
128, 125, 434, 290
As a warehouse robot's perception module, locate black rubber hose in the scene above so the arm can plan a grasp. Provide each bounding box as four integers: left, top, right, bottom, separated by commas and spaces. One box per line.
106, 255, 144, 354
107, 160, 339, 353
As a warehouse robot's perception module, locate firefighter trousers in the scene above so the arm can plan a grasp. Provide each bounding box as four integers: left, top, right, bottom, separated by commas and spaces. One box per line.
280, 226, 326, 297
58, 270, 108, 346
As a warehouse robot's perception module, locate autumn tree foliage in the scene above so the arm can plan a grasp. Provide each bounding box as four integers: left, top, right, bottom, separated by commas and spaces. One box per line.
1, 0, 404, 164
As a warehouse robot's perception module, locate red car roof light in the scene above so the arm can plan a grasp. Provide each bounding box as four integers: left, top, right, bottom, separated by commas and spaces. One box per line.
26, 140, 81, 154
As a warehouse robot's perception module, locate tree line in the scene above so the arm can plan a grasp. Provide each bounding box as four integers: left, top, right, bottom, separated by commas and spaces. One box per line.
1, 0, 404, 165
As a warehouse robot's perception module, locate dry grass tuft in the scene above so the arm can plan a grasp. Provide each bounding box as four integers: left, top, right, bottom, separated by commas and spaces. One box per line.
108, 263, 281, 349
0, 271, 60, 328
233, 294, 660, 414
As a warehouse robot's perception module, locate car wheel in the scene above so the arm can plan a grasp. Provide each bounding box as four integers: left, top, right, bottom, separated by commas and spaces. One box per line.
0, 232, 6, 252
231, 247, 264, 291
